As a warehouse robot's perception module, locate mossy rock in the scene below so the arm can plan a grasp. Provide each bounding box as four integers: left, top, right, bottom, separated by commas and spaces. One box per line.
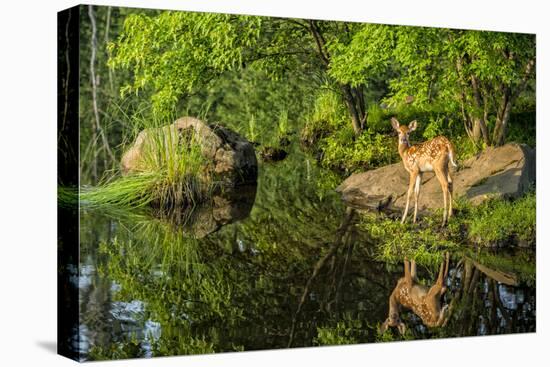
121, 116, 258, 186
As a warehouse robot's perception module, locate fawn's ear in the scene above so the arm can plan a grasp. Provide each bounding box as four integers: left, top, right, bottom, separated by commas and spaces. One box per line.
391, 117, 400, 131
408, 120, 417, 131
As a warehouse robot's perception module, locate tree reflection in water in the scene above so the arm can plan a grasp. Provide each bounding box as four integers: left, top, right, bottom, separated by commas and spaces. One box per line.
76, 152, 535, 360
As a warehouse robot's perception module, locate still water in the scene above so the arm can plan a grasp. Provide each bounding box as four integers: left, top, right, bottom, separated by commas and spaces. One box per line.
72, 147, 535, 361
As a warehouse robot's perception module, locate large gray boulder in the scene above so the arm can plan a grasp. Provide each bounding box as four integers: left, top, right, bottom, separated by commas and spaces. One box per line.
336, 143, 535, 212
121, 116, 258, 185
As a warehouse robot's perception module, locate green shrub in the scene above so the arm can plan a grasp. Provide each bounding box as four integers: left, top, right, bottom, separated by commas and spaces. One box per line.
311, 89, 348, 128
466, 192, 536, 246
366, 103, 391, 133
315, 316, 374, 346
320, 128, 397, 172
315, 322, 358, 346
301, 89, 348, 148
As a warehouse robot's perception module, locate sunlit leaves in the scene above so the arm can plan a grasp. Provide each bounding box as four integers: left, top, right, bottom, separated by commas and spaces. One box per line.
325, 22, 535, 125
328, 24, 395, 87
109, 12, 262, 116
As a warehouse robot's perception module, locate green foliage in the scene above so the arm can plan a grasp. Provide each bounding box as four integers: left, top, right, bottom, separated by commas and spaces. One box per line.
311, 89, 349, 128
88, 339, 147, 361
277, 108, 289, 137
58, 185, 79, 207
466, 192, 536, 246
328, 24, 395, 87
320, 128, 396, 172
358, 192, 536, 267
78, 6, 139, 185
359, 213, 459, 267
81, 173, 160, 208
246, 114, 258, 142
365, 104, 390, 133
84, 8, 536, 186
376, 324, 415, 342
109, 12, 262, 117
203, 68, 315, 147
302, 90, 397, 172
326, 23, 535, 146
301, 93, 493, 173
315, 320, 361, 346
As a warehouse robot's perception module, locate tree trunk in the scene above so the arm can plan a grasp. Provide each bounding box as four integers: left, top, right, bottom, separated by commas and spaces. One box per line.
493, 87, 512, 146
352, 86, 367, 130
104, 6, 115, 94
88, 5, 115, 179
341, 84, 364, 135
307, 20, 365, 136
481, 102, 490, 146
493, 58, 535, 146
469, 75, 490, 146
472, 118, 482, 143
456, 59, 480, 146
494, 98, 512, 146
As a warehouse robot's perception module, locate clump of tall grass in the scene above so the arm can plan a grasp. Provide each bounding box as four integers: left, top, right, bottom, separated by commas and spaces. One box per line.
301, 89, 348, 145
247, 114, 258, 143
82, 114, 216, 209
58, 185, 79, 207
277, 109, 289, 137
81, 173, 160, 208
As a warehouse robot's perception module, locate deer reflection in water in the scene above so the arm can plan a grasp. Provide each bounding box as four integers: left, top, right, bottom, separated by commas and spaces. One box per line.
381, 253, 450, 334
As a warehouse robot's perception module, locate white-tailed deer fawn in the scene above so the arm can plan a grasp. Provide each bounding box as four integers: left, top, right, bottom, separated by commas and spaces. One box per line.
391, 118, 458, 225
380, 253, 450, 334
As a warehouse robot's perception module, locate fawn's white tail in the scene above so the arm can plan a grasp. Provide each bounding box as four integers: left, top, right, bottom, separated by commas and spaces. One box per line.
447, 142, 458, 168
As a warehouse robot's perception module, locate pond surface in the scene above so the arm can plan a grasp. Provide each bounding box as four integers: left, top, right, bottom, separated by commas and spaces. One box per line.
71, 146, 535, 361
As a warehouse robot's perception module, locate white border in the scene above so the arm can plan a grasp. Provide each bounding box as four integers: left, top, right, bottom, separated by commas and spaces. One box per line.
0, 1, 546, 366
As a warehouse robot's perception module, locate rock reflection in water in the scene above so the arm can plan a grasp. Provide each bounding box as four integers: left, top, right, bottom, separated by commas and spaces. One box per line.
150, 184, 257, 238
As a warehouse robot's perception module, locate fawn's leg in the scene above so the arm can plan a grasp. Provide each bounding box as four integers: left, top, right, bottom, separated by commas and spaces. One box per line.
404, 258, 410, 281
446, 169, 453, 219
434, 168, 449, 226
413, 174, 422, 223
401, 172, 417, 224
441, 252, 450, 295
443, 252, 450, 279
427, 256, 447, 299
437, 260, 448, 286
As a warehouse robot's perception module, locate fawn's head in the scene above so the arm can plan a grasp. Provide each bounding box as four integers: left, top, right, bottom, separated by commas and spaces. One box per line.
391, 117, 417, 146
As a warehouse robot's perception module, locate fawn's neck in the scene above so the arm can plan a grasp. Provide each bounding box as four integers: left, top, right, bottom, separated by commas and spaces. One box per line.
398, 141, 410, 161
388, 292, 399, 314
